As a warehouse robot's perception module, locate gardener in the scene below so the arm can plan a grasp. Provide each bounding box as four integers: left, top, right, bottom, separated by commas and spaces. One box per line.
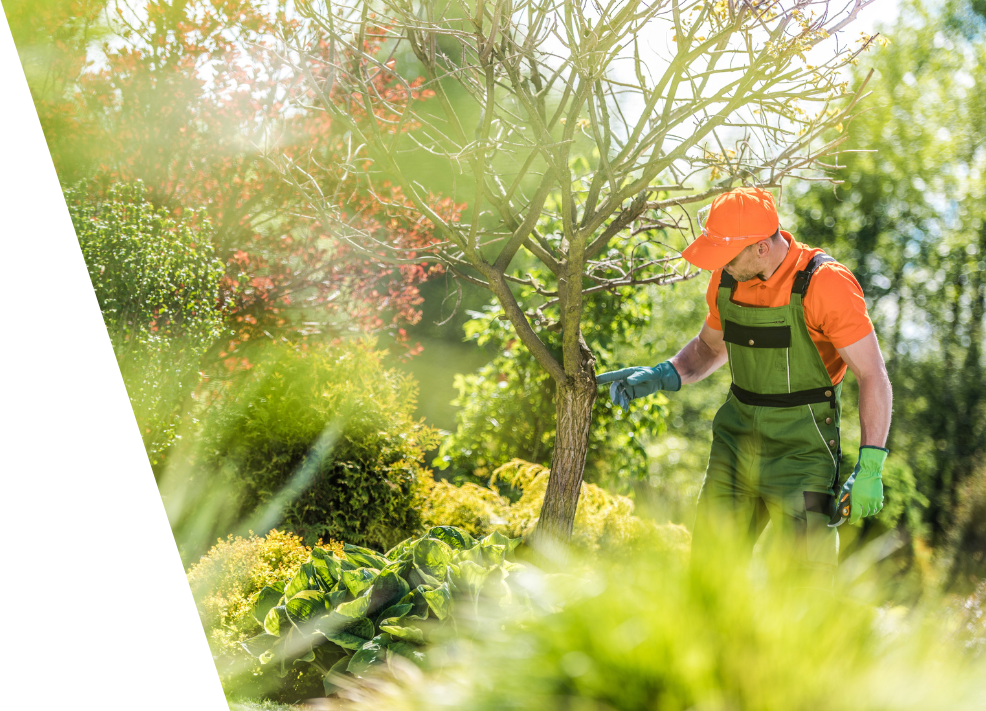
597, 187, 892, 583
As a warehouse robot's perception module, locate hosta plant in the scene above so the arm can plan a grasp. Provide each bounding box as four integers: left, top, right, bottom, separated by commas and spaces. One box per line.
240, 526, 521, 696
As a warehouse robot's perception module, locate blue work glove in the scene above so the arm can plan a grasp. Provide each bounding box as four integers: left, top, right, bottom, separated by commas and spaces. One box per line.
595, 361, 681, 411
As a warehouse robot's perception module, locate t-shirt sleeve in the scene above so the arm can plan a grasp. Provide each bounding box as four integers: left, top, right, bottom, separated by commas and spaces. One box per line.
805, 263, 874, 348
705, 269, 723, 331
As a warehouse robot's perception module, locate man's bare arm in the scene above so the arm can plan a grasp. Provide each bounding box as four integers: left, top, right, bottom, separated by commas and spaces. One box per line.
837, 331, 893, 447
670, 323, 729, 385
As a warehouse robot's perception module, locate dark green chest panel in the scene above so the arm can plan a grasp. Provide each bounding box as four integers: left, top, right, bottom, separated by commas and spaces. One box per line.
716, 254, 839, 408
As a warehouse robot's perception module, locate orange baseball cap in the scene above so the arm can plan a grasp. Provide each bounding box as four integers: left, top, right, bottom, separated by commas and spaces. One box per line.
682, 187, 780, 270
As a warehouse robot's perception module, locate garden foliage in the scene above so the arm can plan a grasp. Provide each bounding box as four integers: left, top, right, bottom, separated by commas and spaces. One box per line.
422, 460, 691, 558
319, 547, 986, 711
169, 340, 439, 559
786, 0, 986, 587
11, 0, 453, 359
437, 261, 669, 491
187, 530, 325, 661
235, 526, 522, 699
67, 180, 225, 462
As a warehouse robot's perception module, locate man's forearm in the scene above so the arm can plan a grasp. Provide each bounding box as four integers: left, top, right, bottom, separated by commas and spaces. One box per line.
670, 334, 728, 385
857, 370, 893, 447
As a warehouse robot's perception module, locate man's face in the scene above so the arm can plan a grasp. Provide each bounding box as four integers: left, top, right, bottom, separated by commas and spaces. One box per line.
723, 242, 766, 282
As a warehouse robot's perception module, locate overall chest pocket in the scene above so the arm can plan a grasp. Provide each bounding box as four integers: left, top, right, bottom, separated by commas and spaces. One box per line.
723, 320, 791, 348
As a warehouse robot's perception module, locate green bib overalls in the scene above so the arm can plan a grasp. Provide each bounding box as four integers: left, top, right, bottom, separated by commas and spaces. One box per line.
692, 254, 841, 580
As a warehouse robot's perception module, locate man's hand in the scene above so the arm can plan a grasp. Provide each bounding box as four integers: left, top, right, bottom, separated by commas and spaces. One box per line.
596, 362, 681, 411
849, 445, 889, 524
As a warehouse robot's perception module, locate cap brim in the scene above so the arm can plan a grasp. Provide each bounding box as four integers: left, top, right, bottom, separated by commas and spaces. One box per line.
681, 234, 760, 270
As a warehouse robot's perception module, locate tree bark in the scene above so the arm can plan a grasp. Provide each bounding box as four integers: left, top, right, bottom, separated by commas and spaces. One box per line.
528, 337, 596, 561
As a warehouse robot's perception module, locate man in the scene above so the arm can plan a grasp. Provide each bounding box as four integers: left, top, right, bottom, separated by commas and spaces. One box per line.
597, 187, 892, 582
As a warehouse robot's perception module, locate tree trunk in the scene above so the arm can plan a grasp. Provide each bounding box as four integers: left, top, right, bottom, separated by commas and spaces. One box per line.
528, 340, 596, 560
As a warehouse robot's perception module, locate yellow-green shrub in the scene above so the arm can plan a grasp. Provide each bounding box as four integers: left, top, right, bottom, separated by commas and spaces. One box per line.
422, 459, 690, 558
419, 479, 509, 540
186, 530, 342, 700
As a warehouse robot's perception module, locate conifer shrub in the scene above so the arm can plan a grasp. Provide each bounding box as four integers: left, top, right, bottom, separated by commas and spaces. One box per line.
419, 480, 509, 540
182, 340, 440, 555
67, 180, 225, 464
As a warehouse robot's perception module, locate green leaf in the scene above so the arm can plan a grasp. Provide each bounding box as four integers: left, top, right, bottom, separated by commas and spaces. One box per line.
379, 623, 425, 645
454, 543, 486, 567
480, 531, 517, 566
323, 654, 352, 695
284, 562, 319, 600
409, 566, 442, 590
450, 559, 491, 599
381, 556, 414, 583
427, 526, 476, 550
315, 616, 375, 651
347, 617, 375, 641
420, 582, 452, 620
388, 641, 427, 665
343, 543, 390, 570
385, 537, 416, 561
313, 567, 336, 593
250, 585, 285, 626
400, 589, 431, 620
240, 632, 277, 658
341, 567, 378, 598
286, 590, 326, 624
367, 569, 411, 616
326, 588, 348, 608
334, 593, 372, 620
412, 538, 453, 581
312, 637, 347, 668
263, 605, 290, 637
310, 547, 342, 583
483, 566, 512, 600
375, 602, 413, 625
347, 634, 390, 676
481, 544, 507, 567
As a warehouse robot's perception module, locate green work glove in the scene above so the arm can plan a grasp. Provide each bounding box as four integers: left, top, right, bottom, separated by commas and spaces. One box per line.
596, 361, 681, 412
849, 445, 889, 524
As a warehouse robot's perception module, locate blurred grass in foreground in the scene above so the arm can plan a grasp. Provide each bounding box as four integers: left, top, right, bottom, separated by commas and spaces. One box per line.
314, 534, 986, 711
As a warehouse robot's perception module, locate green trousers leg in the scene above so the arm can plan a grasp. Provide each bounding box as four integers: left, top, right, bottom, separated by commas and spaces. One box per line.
691, 474, 839, 591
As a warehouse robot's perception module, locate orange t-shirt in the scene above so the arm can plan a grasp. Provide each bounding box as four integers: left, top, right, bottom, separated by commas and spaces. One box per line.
704, 231, 873, 384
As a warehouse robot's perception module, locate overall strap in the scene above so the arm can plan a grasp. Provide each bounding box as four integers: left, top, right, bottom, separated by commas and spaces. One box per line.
719, 269, 738, 291
791, 253, 835, 296
716, 269, 738, 329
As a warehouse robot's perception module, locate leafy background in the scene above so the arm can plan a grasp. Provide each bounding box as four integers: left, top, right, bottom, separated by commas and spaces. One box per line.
8, 0, 986, 705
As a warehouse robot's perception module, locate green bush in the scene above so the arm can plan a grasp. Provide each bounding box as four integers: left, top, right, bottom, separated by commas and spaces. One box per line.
173, 339, 440, 557
235, 526, 522, 700
436, 288, 667, 492
67, 180, 225, 464
419, 479, 509, 540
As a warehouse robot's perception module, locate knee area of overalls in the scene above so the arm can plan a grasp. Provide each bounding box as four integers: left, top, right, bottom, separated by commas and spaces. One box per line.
803, 491, 839, 572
